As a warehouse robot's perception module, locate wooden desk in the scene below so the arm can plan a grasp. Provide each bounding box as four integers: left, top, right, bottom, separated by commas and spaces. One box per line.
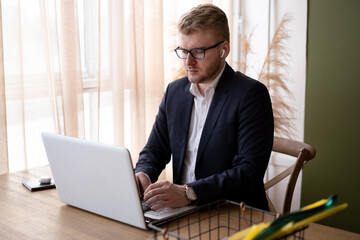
1, 166, 359, 240
0, 166, 152, 239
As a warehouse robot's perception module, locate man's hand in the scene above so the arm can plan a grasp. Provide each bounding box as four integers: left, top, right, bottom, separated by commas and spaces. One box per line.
135, 172, 151, 198
143, 180, 190, 210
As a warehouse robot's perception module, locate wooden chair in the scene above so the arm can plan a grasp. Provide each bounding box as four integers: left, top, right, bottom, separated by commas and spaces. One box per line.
265, 136, 316, 214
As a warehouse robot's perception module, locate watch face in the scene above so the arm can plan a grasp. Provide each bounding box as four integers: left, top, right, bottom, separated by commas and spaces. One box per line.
186, 185, 197, 201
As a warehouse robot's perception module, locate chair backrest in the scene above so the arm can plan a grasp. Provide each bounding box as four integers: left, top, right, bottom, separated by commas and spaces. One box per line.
265, 136, 316, 213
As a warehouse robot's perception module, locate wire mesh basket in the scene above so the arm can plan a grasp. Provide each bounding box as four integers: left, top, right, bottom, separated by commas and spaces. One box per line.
149, 200, 307, 240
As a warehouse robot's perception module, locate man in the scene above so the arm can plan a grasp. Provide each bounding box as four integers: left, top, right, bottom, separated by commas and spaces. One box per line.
135, 4, 274, 211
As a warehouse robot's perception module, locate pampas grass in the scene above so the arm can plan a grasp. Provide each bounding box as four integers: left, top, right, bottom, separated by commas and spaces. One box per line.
257, 14, 295, 138
238, 32, 253, 74
239, 14, 295, 138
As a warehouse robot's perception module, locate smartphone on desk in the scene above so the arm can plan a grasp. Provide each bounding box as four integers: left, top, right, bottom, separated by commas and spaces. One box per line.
22, 178, 56, 191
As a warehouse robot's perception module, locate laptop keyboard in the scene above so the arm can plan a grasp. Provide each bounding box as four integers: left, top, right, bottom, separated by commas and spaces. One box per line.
142, 200, 197, 220
145, 207, 182, 219
144, 204, 197, 220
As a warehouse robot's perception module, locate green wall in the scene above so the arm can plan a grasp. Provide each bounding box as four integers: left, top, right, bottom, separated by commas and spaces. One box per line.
303, 0, 360, 233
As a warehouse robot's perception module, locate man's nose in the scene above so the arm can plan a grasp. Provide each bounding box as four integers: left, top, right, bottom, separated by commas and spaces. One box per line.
185, 53, 196, 65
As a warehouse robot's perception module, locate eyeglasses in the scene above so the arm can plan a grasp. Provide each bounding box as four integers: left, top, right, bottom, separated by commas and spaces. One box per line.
174, 41, 225, 60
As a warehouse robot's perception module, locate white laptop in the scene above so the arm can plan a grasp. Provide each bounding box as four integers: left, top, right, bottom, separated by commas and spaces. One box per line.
41, 132, 197, 230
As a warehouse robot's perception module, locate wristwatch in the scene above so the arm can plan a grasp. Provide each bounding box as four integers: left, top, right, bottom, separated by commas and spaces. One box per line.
184, 184, 197, 203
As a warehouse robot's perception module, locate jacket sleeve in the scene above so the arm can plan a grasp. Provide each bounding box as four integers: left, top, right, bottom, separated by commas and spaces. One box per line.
134, 86, 172, 183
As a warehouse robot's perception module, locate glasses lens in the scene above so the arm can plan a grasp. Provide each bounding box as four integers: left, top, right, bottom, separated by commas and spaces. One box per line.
175, 47, 207, 59
191, 49, 205, 59
176, 49, 188, 59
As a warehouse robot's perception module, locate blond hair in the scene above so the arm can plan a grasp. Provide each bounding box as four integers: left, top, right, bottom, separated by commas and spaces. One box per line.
177, 4, 230, 43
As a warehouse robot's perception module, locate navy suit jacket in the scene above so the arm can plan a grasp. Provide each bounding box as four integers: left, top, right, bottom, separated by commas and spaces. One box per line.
135, 64, 274, 210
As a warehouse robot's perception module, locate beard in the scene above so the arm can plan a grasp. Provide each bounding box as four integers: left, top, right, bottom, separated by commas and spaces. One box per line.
186, 58, 223, 85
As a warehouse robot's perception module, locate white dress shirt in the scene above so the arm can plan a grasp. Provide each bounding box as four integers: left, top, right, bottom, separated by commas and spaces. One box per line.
181, 64, 226, 184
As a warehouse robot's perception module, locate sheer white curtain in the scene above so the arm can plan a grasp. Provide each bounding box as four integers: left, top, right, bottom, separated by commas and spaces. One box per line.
0, 0, 84, 173
0, 0, 235, 175
0, 1, 7, 174
0, 1, 307, 212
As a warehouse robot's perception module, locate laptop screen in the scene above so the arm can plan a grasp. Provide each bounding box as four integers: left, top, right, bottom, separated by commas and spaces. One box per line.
42, 132, 147, 229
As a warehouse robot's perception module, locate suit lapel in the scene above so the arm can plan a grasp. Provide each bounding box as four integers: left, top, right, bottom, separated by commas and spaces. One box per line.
173, 82, 193, 183
196, 65, 233, 165
176, 82, 194, 145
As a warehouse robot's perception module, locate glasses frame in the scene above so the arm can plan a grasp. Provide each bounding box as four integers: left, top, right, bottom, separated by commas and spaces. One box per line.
174, 40, 225, 60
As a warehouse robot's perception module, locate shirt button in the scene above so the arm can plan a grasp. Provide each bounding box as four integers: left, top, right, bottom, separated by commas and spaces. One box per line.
202, 100, 206, 105
190, 172, 195, 177
194, 148, 197, 153
199, 124, 203, 129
